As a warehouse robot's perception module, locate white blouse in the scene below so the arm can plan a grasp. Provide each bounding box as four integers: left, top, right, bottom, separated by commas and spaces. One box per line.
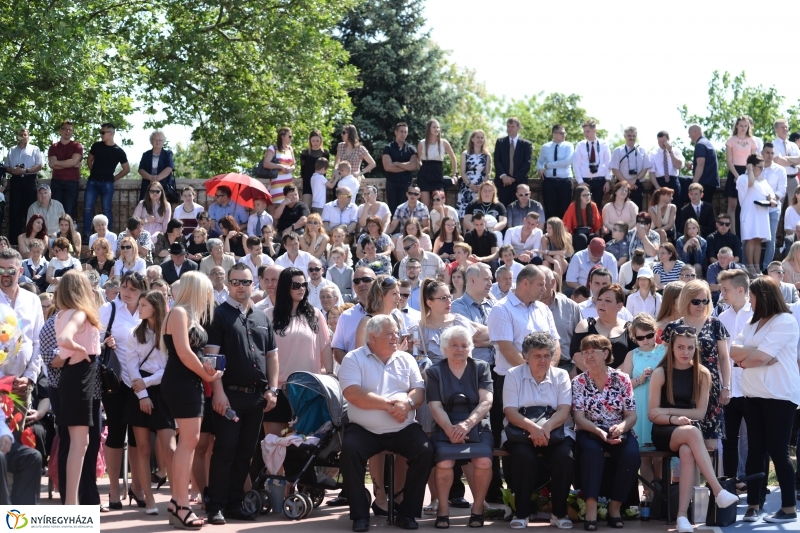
737, 313, 800, 404
124, 326, 168, 399
625, 291, 662, 317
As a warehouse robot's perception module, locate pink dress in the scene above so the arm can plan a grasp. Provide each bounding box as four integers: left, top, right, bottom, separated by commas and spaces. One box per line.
268, 145, 295, 205
265, 307, 330, 385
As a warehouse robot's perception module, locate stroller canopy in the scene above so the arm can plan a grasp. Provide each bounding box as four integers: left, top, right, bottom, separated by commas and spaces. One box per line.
282, 372, 346, 435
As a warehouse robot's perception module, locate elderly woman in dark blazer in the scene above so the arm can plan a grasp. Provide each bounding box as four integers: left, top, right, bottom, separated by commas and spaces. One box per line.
138, 130, 175, 200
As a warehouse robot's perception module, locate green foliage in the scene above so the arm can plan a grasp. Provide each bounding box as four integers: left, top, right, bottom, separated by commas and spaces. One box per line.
173, 141, 215, 180
442, 66, 499, 159
337, 0, 458, 173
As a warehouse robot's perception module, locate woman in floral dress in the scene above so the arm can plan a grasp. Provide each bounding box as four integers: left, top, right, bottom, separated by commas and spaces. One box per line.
457, 130, 492, 218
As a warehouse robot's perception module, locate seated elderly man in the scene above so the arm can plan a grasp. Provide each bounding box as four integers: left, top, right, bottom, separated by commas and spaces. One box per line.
0, 416, 41, 504
339, 315, 434, 532
503, 332, 574, 530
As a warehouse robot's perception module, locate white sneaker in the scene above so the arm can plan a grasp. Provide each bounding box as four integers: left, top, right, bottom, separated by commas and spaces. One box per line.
550, 515, 573, 529
676, 516, 693, 533
715, 489, 739, 509
423, 499, 438, 516
510, 517, 528, 529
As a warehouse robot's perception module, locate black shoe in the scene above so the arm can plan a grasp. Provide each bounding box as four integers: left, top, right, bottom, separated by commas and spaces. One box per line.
448, 497, 470, 509
207, 510, 226, 525
743, 508, 760, 522
353, 518, 370, 532
396, 516, 418, 530
328, 495, 349, 506
107, 500, 123, 510
764, 510, 798, 523
128, 488, 146, 508
226, 507, 257, 521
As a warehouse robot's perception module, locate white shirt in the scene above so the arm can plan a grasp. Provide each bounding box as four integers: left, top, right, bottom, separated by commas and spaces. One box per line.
321, 200, 359, 227
0, 289, 44, 381
502, 364, 575, 440
307, 277, 344, 310
491, 284, 511, 300
173, 202, 205, 224
503, 226, 543, 256
89, 231, 118, 252
580, 299, 635, 321
213, 287, 229, 305
331, 302, 367, 353
773, 137, 800, 176
761, 162, 787, 213
275, 250, 315, 277
573, 139, 612, 182
565, 249, 619, 286
624, 291, 662, 317
610, 144, 650, 180
5, 143, 43, 170
246, 211, 274, 237
124, 326, 167, 399
648, 147, 684, 177
99, 298, 141, 386
239, 253, 274, 278
399, 306, 421, 332
737, 313, 800, 404
113, 257, 147, 277
339, 345, 424, 434
488, 292, 560, 375
310, 173, 329, 209
718, 302, 753, 398
254, 294, 273, 311
337, 175, 362, 198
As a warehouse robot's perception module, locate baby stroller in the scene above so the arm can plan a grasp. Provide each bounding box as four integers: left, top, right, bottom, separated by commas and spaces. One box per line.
245, 371, 347, 520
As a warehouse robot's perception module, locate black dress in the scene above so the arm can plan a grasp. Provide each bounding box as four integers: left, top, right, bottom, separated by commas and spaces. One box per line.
569, 318, 637, 369
161, 325, 208, 418
651, 367, 695, 451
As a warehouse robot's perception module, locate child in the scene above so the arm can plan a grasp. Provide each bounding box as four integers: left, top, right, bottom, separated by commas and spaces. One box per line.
247, 197, 274, 238
605, 222, 630, 268
625, 266, 662, 317
619, 313, 667, 502
186, 227, 208, 262
499, 244, 523, 283
444, 242, 474, 284
334, 161, 362, 202
570, 285, 590, 304
326, 247, 354, 302
326, 226, 352, 268
310, 157, 331, 215
240, 236, 274, 278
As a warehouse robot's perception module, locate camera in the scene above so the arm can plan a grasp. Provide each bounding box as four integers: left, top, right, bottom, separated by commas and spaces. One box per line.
589, 164, 599, 174
628, 169, 638, 176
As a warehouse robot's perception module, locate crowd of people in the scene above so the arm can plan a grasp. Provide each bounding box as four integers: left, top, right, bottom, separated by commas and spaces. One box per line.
1, 115, 800, 533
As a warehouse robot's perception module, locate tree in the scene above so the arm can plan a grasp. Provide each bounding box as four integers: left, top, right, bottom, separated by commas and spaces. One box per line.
441, 66, 499, 160
337, 0, 458, 174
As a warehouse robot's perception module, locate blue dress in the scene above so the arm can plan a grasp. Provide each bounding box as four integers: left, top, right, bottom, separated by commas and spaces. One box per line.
631, 345, 666, 447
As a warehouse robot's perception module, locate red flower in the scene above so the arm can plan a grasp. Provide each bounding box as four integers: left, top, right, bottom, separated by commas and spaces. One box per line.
541, 487, 551, 498
0, 376, 13, 394
656, 329, 664, 345
21, 427, 35, 448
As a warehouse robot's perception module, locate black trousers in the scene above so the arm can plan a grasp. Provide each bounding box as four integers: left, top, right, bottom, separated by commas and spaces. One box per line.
486, 369, 506, 502
722, 396, 746, 478
656, 176, 681, 206
8, 173, 38, 246
577, 431, 640, 502
628, 181, 644, 211
583, 178, 607, 207
506, 438, 574, 519
207, 389, 266, 514
50, 179, 80, 220
386, 177, 412, 217
677, 177, 694, 212
542, 178, 572, 220
498, 179, 526, 207
51, 393, 101, 505
0, 442, 41, 505
340, 423, 433, 521
745, 396, 797, 508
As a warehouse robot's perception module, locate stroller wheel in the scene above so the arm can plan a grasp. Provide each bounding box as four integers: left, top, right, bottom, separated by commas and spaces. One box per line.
242, 490, 262, 517
299, 493, 314, 519
283, 494, 308, 521
308, 488, 325, 509
258, 490, 272, 514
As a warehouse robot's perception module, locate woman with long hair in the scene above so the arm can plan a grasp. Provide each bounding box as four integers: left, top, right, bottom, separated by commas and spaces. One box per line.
417, 119, 458, 209
300, 213, 329, 259
357, 215, 394, 259
738, 154, 776, 277
649, 327, 738, 532
55, 271, 102, 506
649, 187, 677, 244
334, 124, 376, 182
433, 216, 463, 263
655, 281, 686, 332
652, 243, 686, 290
457, 129, 492, 218
429, 189, 459, 236
219, 215, 247, 260
300, 129, 330, 208
601, 181, 638, 237
265, 268, 332, 437
114, 235, 147, 277
725, 116, 759, 233
354, 275, 408, 349
783, 188, 800, 232
161, 272, 221, 529
46, 237, 81, 293
263, 127, 296, 208
394, 217, 432, 261
450, 265, 467, 300
83, 237, 115, 285
125, 290, 175, 515
134, 180, 170, 237
540, 217, 572, 277
18, 214, 48, 258
562, 184, 602, 252
464, 181, 508, 234
53, 214, 81, 259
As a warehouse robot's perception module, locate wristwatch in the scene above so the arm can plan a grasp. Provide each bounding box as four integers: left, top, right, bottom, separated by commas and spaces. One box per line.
407, 397, 416, 408
722, 386, 731, 391
267, 386, 279, 394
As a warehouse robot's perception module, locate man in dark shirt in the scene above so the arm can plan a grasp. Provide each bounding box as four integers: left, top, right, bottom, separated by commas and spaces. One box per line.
706, 214, 742, 264
463, 212, 500, 273
274, 184, 310, 235
688, 124, 719, 206
84, 122, 129, 236
381, 122, 419, 214
505, 184, 545, 228
47, 120, 83, 220
206, 263, 279, 524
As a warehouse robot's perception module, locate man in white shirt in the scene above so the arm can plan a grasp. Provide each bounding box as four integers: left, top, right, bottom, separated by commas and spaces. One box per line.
209, 266, 229, 305
610, 126, 650, 209
26, 184, 65, 239
339, 315, 433, 532
573, 119, 612, 206
578, 267, 633, 321
254, 265, 283, 309
760, 143, 787, 270
4, 128, 43, 245
398, 236, 444, 282
648, 131, 684, 205
306, 258, 342, 310
322, 186, 359, 237
503, 212, 543, 263
772, 119, 800, 202
331, 266, 375, 363
491, 265, 513, 300
565, 238, 619, 289
537, 124, 575, 220
274, 233, 314, 276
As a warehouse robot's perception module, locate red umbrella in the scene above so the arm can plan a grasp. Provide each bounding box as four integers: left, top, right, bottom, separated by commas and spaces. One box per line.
204, 173, 271, 209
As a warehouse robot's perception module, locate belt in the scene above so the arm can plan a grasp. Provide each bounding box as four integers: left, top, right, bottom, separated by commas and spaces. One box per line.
789, 174, 798, 178
584, 176, 606, 180
657, 175, 679, 179
546, 177, 572, 181
225, 385, 265, 394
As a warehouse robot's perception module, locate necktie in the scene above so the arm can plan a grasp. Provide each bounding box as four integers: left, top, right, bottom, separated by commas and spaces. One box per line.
589, 142, 596, 164
695, 205, 700, 218
663, 149, 669, 178
553, 144, 559, 177
508, 138, 515, 177
255, 213, 263, 237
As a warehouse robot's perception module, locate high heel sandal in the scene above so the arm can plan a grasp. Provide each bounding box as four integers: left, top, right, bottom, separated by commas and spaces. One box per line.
167, 499, 178, 526
435, 515, 450, 529
156, 475, 168, 490
583, 520, 597, 531
468, 513, 484, 528
129, 488, 146, 508
173, 506, 204, 530
607, 516, 624, 529
107, 500, 123, 510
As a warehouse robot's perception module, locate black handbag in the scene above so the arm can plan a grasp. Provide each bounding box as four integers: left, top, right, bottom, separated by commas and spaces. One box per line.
706, 472, 764, 526
162, 178, 180, 203
505, 406, 566, 445
98, 302, 122, 394
253, 152, 280, 180
437, 393, 481, 444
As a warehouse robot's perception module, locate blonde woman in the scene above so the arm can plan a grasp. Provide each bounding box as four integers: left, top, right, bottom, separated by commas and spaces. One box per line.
133, 180, 170, 237
84, 237, 115, 284
114, 235, 146, 277
540, 217, 572, 277
655, 281, 686, 332
463, 181, 508, 234
457, 129, 492, 218
300, 213, 329, 259
161, 272, 222, 529
417, 119, 458, 209
137, 130, 175, 201
781, 241, 800, 290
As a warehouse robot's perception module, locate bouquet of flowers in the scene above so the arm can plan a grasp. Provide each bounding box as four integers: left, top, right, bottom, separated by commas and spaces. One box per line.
567, 491, 639, 522
0, 304, 34, 447
498, 485, 553, 520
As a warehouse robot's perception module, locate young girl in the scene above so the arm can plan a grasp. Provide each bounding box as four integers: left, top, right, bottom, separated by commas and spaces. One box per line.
625, 266, 662, 317
449, 265, 467, 300
133, 181, 170, 237
55, 270, 102, 506
54, 214, 82, 259
498, 244, 523, 283
172, 186, 205, 238
619, 314, 667, 504
562, 184, 603, 252
649, 187, 677, 245
326, 226, 353, 268
540, 217, 572, 278
648, 328, 738, 532
46, 237, 81, 293
264, 127, 296, 210
432, 216, 463, 263
301, 213, 329, 260
395, 217, 432, 261
417, 119, 458, 209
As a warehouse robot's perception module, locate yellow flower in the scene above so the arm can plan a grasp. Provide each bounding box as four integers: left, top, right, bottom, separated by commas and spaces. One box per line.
4, 315, 17, 327
0, 333, 8, 344
0, 351, 7, 364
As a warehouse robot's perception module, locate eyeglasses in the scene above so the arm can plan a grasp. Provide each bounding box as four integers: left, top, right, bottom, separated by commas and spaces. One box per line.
229, 279, 253, 287
634, 332, 656, 341
681, 273, 697, 279
717, 221, 731, 226
338, 194, 352, 198
582, 349, 607, 359
672, 325, 697, 336
580, 193, 591, 198
215, 194, 227, 198
403, 244, 415, 252
770, 269, 785, 274
99, 130, 112, 135
399, 293, 410, 299
353, 277, 375, 285
308, 267, 322, 273
430, 295, 452, 302
407, 192, 420, 197
517, 193, 530, 197
0, 267, 18, 276
290, 281, 308, 290
690, 298, 709, 306
149, 190, 162, 195
119, 245, 133, 250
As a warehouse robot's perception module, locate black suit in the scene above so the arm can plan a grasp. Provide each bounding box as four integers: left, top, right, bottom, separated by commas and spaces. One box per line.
494, 136, 533, 206
160, 258, 199, 285
679, 201, 715, 238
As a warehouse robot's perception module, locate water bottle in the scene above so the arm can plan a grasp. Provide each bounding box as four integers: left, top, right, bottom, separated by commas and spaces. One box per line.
640, 494, 651, 521
224, 407, 239, 422
411, 329, 419, 356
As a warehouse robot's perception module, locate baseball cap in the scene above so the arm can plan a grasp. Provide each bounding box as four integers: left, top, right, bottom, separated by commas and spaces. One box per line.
588, 238, 606, 257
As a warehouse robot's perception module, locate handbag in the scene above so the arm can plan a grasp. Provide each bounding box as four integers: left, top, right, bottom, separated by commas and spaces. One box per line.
253, 151, 280, 180
98, 302, 122, 394
505, 406, 566, 445
437, 393, 481, 444
162, 178, 180, 203
705, 472, 764, 526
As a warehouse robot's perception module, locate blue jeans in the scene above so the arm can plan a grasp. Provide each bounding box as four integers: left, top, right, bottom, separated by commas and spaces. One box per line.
83, 180, 115, 236
763, 209, 780, 270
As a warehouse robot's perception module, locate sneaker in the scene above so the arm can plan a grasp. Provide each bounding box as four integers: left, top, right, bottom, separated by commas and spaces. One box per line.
676, 516, 693, 533
715, 489, 739, 509
510, 518, 528, 529
550, 515, 573, 529
742, 508, 760, 522
764, 510, 798, 523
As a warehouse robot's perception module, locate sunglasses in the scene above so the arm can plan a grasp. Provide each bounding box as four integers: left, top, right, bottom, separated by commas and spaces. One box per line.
672, 325, 697, 336
381, 276, 397, 287
0, 267, 18, 276
149, 189, 162, 194
518, 193, 530, 197
399, 293, 410, 299
770, 269, 785, 274
690, 298, 709, 306
403, 244, 415, 252
229, 279, 253, 287
717, 221, 731, 227
407, 192, 420, 196
308, 267, 322, 273
634, 332, 656, 342
353, 277, 375, 285
291, 281, 309, 290
119, 245, 133, 250
582, 349, 607, 359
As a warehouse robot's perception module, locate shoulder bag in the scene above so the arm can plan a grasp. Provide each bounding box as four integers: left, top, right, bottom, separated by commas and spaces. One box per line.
505, 405, 566, 445
99, 302, 122, 394
253, 148, 280, 180
162, 178, 180, 203
437, 392, 481, 444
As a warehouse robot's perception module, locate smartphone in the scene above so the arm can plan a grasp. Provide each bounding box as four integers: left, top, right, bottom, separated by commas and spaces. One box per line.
214, 354, 226, 371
